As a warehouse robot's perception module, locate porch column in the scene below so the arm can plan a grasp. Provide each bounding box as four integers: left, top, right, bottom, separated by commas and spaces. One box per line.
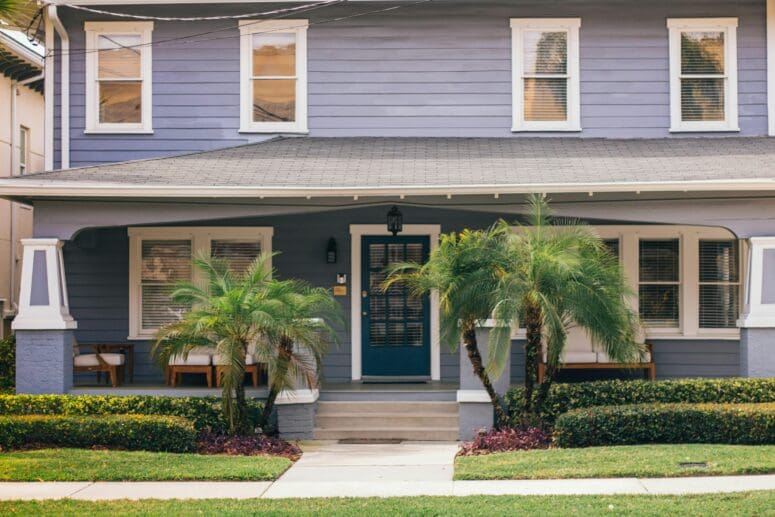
457, 322, 511, 440
275, 337, 319, 440
738, 237, 775, 377
12, 239, 77, 394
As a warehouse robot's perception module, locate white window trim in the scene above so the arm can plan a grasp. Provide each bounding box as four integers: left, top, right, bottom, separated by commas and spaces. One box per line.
667, 17, 739, 133
511, 225, 743, 340
128, 226, 273, 340
84, 21, 154, 134
510, 18, 581, 132
239, 19, 308, 134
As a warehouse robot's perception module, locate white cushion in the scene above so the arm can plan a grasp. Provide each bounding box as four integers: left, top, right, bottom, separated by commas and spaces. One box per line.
213, 354, 255, 366
74, 353, 125, 367
562, 352, 599, 364
169, 349, 212, 366
596, 351, 652, 363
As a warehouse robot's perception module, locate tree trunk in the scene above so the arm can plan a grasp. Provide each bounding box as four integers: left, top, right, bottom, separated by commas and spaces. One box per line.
234, 381, 249, 435
522, 303, 542, 416
462, 323, 510, 429
261, 335, 294, 431
534, 361, 557, 418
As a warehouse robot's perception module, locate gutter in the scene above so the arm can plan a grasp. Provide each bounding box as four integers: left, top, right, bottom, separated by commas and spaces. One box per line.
8, 71, 44, 320
2, 178, 775, 200
47, 5, 69, 170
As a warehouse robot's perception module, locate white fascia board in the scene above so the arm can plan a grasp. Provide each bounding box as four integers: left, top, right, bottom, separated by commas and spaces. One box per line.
2, 178, 775, 200
51, 0, 390, 4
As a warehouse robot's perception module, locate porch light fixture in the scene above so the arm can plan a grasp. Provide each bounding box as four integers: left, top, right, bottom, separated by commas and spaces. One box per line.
326, 237, 338, 264
387, 206, 403, 236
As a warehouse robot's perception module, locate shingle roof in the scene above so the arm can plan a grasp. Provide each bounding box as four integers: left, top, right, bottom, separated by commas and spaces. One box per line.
4, 137, 775, 198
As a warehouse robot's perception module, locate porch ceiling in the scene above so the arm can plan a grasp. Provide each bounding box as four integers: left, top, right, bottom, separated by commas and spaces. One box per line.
3, 137, 775, 200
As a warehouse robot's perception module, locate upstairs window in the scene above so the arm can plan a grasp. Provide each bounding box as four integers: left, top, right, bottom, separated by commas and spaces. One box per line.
667, 18, 738, 132
511, 18, 581, 132
18, 126, 29, 175
239, 20, 308, 133
85, 22, 153, 133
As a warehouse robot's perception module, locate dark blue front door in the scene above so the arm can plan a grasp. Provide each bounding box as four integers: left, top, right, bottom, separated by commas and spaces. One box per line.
361, 236, 431, 378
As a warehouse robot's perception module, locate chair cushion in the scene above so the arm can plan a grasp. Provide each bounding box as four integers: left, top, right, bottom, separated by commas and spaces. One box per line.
213, 354, 255, 366
596, 351, 652, 363
562, 352, 599, 364
74, 353, 125, 367
169, 352, 212, 366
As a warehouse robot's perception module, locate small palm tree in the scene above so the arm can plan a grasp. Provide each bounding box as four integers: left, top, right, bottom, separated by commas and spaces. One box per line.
488, 195, 643, 420
0, 0, 21, 18
386, 226, 513, 428
153, 254, 342, 435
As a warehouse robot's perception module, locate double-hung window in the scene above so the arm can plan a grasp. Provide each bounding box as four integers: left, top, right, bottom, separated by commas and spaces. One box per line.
239, 20, 308, 133
638, 239, 681, 329
667, 18, 738, 132
128, 227, 273, 339
510, 18, 581, 132
18, 126, 29, 175
85, 22, 153, 133
699, 240, 740, 329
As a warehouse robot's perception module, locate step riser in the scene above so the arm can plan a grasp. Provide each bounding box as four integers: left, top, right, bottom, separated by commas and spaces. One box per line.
316, 402, 458, 415
313, 429, 459, 441
316, 415, 458, 429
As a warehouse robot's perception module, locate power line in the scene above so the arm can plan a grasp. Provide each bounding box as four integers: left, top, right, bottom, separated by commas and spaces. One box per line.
45, 0, 434, 59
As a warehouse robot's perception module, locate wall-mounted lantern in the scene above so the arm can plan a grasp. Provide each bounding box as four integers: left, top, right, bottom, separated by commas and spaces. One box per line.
387, 206, 403, 236
326, 237, 337, 264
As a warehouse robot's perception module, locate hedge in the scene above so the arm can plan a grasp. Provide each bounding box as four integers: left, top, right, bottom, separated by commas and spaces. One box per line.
0, 336, 14, 390
554, 402, 775, 448
0, 414, 197, 452
0, 395, 263, 434
505, 378, 775, 424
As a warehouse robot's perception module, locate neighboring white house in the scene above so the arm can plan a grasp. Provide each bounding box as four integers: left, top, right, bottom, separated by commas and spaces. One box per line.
0, 30, 43, 337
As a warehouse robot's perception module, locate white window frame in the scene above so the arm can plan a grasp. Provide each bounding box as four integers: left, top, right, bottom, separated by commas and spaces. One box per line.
510, 18, 581, 132
18, 126, 29, 175
511, 225, 743, 340
239, 19, 308, 134
85, 21, 154, 134
667, 18, 739, 133
128, 227, 273, 340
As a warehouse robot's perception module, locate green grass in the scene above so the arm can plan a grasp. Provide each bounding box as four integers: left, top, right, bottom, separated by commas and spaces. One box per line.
0, 493, 774, 516
0, 448, 292, 481
455, 444, 775, 480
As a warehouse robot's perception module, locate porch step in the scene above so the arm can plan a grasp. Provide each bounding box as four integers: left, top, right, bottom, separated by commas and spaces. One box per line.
314, 401, 459, 441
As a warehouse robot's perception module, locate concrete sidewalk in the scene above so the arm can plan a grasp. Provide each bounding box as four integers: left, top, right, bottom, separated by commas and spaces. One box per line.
1, 442, 774, 500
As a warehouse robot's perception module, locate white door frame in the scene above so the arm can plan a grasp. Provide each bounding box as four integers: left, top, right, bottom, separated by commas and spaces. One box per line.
350, 224, 441, 381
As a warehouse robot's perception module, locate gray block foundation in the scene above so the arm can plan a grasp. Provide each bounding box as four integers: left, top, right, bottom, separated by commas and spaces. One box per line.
740, 328, 775, 377
459, 402, 494, 441
276, 402, 317, 440
15, 330, 75, 394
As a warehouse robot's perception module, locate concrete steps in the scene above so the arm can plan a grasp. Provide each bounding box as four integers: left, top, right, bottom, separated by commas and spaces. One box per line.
314, 401, 459, 441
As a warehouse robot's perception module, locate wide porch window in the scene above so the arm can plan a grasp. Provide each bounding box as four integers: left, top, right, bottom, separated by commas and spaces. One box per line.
239, 20, 308, 133
84, 22, 153, 133
128, 227, 273, 339
510, 18, 581, 132
667, 18, 738, 132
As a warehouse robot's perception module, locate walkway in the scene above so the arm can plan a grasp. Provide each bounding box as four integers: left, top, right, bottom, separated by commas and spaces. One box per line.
1, 442, 774, 500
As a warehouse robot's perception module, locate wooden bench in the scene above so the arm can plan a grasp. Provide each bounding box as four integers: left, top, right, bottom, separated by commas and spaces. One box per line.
538, 344, 655, 383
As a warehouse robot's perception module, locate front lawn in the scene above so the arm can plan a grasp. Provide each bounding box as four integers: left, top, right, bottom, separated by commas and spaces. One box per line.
0, 448, 292, 481
1, 493, 774, 516
455, 444, 775, 480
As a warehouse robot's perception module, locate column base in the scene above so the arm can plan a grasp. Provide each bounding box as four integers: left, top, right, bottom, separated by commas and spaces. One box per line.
740, 328, 775, 377
15, 329, 75, 394
276, 389, 319, 440
457, 390, 495, 441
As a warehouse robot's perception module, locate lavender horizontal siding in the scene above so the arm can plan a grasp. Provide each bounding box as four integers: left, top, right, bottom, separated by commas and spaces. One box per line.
55, 0, 767, 168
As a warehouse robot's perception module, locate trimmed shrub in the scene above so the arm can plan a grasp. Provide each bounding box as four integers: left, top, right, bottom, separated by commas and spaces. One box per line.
458, 427, 551, 456
554, 402, 775, 448
0, 394, 263, 434
0, 414, 197, 452
506, 378, 775, 425
0, 335, 14, 390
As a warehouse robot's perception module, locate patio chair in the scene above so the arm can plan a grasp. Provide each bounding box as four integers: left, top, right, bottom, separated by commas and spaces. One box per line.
167, 348, 213, 387
73, 345, 126, 388
213, 349, 263, 388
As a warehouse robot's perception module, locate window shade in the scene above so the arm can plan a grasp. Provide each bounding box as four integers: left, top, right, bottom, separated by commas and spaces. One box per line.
639, 240, 679, 282
211, 240, 262, 275
680, 31, 726, 122
523, 30, 568, 122
699, 240, 739, 329
252, 33, 297, 123
140, 240, 192, 330
639, 239, 680, 327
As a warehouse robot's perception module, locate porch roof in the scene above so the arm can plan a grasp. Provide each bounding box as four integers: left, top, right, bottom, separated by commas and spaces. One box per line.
3, 137, 775, 199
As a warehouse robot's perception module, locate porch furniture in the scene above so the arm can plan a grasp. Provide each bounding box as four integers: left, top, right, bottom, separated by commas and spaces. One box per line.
538, 343, 655, 383
167, 348, 213, 388
213, 344, 263, 388
73, 346, 126, 388
94, 343, 135, 382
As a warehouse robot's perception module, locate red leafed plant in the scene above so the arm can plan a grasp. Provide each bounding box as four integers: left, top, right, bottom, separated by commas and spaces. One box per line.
197, 432, 302, 460
458, 427, 551, 456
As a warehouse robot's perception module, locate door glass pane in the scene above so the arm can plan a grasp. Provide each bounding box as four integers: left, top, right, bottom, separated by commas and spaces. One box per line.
253, 79, 296, 122
524, 78, 568, 121
524, 31, 567, 74
388, 296, 405, 320
681, 31, 724, 74
369, 244, 386, 268
252, 33, 296, 76
99, 81, 142, 123
98, 35, 141, 79
406, 323, 423, 346
370, 322, 386, 347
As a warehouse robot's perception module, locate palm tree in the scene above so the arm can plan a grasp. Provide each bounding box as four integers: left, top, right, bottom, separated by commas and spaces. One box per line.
153, 253, 342, 435
0, 0, 21, 18
386, 226, 513, 429
487, 195, 643, 420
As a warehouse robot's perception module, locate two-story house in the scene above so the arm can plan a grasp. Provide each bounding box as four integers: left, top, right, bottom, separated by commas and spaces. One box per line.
2, 0, 775, 439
